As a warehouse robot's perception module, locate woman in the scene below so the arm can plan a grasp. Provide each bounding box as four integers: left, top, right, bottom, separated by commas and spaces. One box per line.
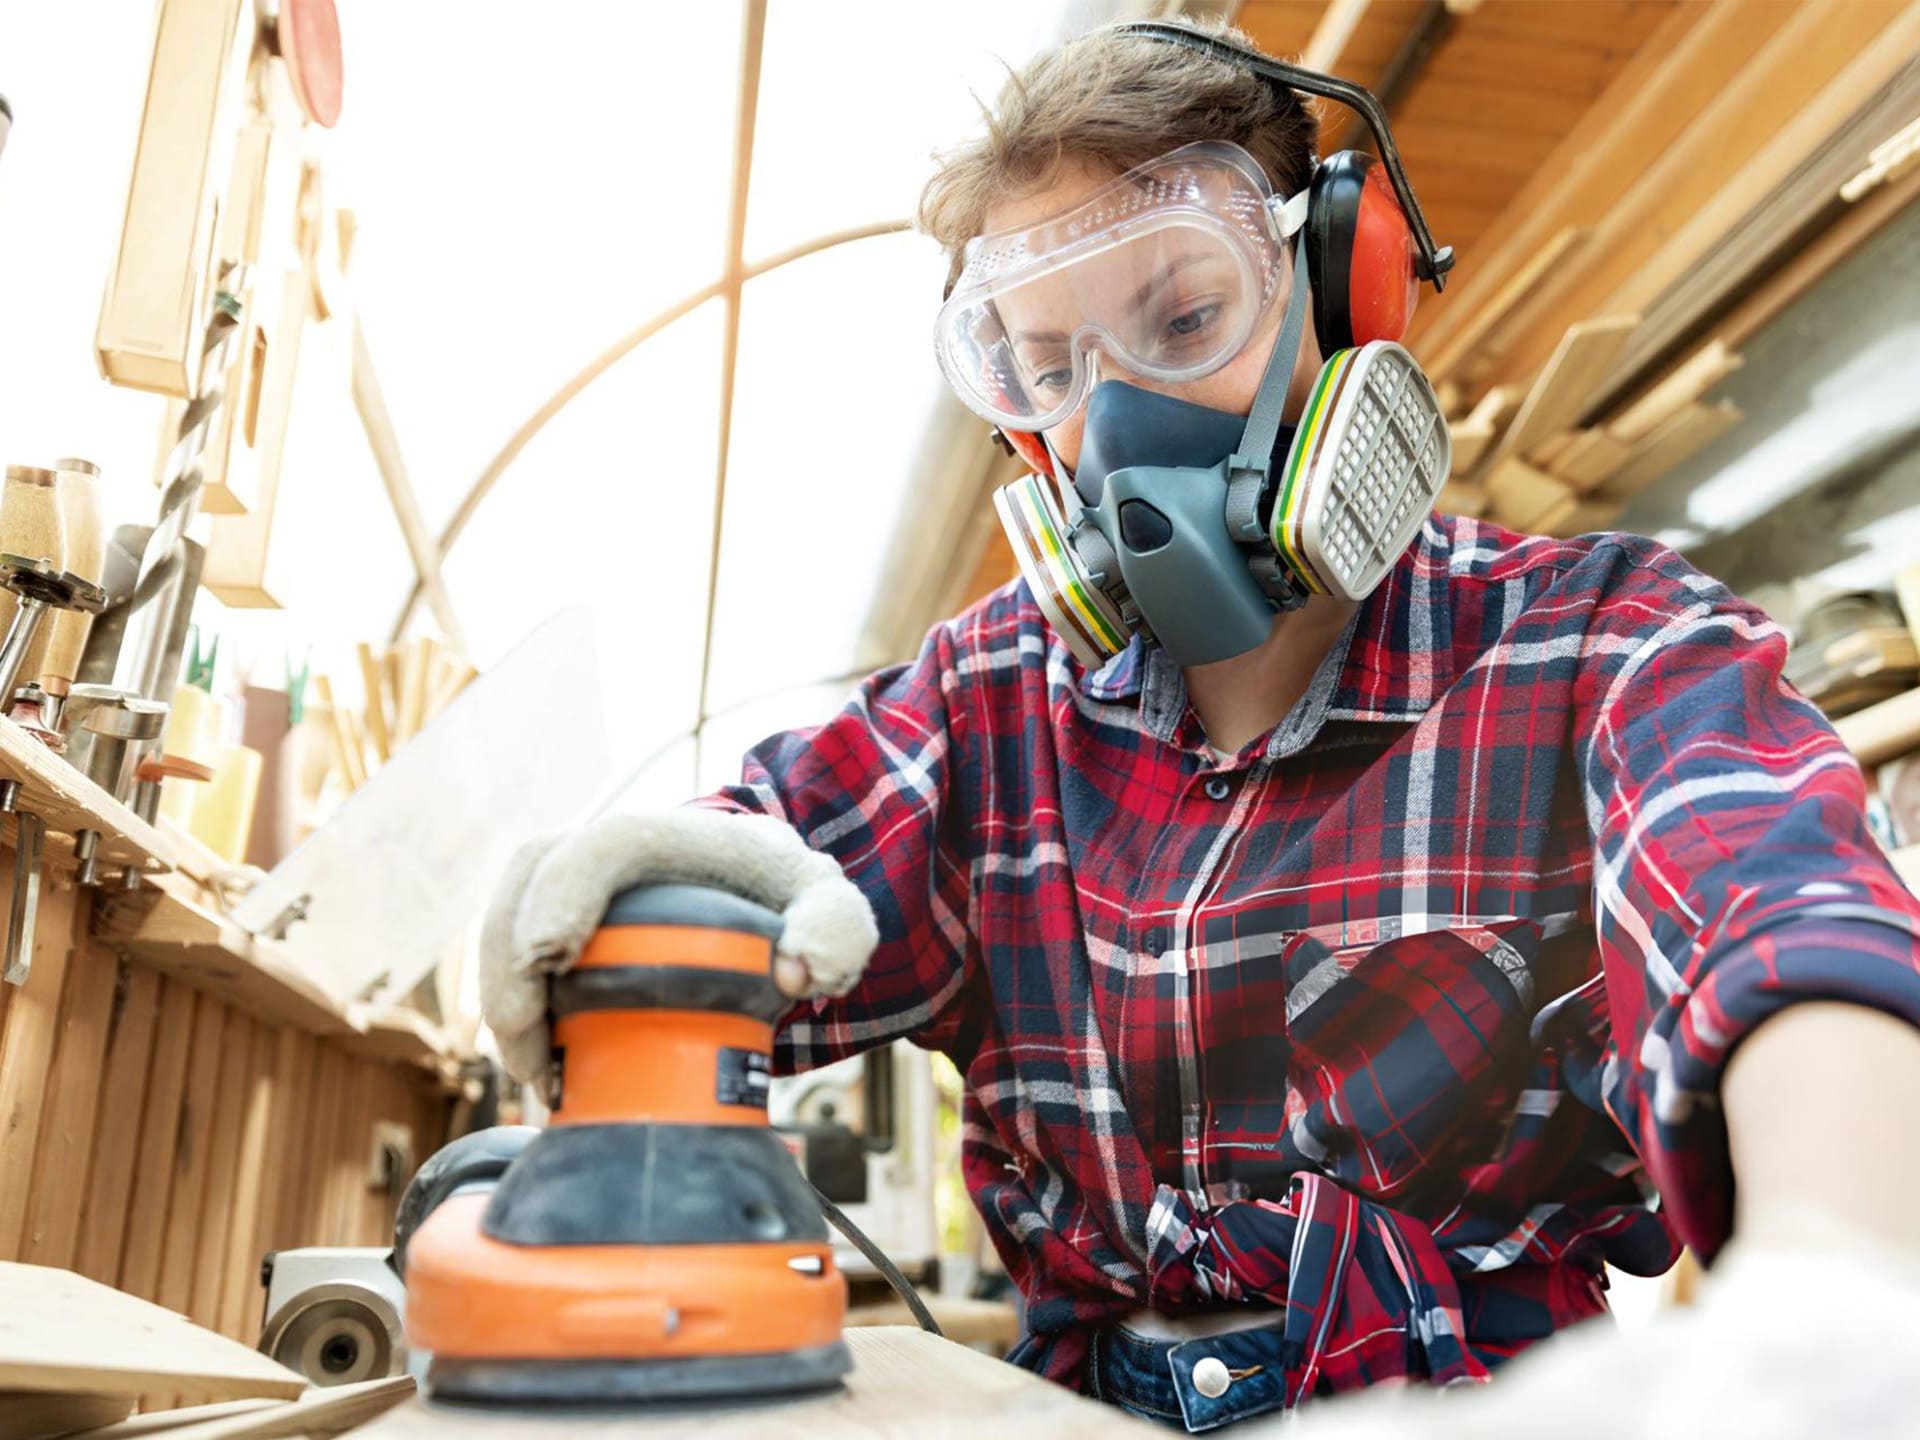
483, 20, 1920, 1433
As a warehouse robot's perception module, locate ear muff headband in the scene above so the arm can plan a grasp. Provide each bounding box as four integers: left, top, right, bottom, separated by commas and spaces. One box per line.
1112, 22, 1451, 288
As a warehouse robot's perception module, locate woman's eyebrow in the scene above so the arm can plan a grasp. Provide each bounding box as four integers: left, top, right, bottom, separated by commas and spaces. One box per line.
1009, 252, 1215, 348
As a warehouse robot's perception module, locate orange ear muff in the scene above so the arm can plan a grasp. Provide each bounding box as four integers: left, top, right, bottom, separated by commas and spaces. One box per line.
1306, 151, 1419, 353
1000, 427, 1054, 479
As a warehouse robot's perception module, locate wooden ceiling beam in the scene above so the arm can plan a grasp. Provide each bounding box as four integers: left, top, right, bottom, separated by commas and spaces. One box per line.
1488, 0, 1920, 391
1302, 0, 1375, 72
1408, 0, 1764, 365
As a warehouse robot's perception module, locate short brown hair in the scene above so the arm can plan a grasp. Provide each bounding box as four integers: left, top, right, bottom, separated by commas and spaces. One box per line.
918, 20, 1320, 288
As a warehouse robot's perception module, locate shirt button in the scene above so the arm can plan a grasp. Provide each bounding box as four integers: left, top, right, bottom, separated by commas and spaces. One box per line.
1192, 1356, 1232, 1398
1203, 776, 1232, 801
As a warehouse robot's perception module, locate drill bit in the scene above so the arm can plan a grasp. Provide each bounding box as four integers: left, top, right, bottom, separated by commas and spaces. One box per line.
110, 267, 249, 701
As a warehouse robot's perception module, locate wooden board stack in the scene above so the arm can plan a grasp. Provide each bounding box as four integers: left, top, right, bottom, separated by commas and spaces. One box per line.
310, 637, 476, 797
1442, 329, 1745, 537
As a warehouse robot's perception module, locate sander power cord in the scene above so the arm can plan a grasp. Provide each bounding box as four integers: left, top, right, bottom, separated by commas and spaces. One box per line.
811, 1186, 944, 1338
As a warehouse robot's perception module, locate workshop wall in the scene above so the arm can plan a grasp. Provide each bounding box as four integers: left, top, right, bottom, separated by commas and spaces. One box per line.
0, 881, 449, 1347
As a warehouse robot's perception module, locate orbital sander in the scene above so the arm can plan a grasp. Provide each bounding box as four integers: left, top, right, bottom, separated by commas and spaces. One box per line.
398, 882, 852, 1405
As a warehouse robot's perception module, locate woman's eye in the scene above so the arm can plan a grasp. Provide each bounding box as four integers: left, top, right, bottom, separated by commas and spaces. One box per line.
1165, 302, 1223, 339
1031, 365, 1073, 394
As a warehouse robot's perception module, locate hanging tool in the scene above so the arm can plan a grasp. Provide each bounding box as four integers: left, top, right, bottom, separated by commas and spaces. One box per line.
0, 556, 108, 709
39, 457, 110, 727
399, 881, 853, 1405
109, 274, 247, 707
0, 557, 105, 982
62, 685, 168, 886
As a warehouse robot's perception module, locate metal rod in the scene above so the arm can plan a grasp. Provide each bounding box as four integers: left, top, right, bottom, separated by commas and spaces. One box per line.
0, 596, 49, 703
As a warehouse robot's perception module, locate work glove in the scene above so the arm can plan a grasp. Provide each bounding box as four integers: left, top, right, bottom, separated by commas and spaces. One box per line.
480, 809, 878, 1099
1295, 1237, 1920, 1440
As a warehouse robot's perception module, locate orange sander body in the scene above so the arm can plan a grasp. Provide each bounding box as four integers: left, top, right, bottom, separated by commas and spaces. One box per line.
399, 883, 852, 1404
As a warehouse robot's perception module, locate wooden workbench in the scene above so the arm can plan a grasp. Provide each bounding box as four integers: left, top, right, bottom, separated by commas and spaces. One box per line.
346, 1328, 1157, 1438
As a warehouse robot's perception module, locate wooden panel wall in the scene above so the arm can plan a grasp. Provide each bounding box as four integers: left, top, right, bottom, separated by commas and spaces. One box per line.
0, 874, 450, 1350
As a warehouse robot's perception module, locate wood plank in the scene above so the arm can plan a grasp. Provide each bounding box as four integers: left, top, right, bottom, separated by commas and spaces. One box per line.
1602, 339, 1744, 444
1302, 0, 1373, 71
188, 1009, 256, 1334
1497, 315, 1641, 462
1483, 457, 1577, 533
1835, 688, 1920, 768
0, 1390, 132, 1440
1437, 480, 1489, 518
1897, 563, 1920, 652
1544, 498, 1626, 537
278, 1034, 329, 1250
1551, 428, 1639, 492
262, 1030, 316, 1255
0, 1262, 301, 1401
1446, 420, 1496, 477
1599, 398, 1742, 498
77, 1378, 414, 1440
1411, 0, 1789, 361
219, 1024, 280, 1342
354, 1329, 1152, 1438
22, 942, 121, 1269
1421, 226, 1587, 378
0, 723, 175, 875
61, 1399, 277, 1439
323, 1056, 372, 1245
119, 977, 197, 1301
349, 320, 467, 652
70, 1380, 414, 1440
157, 992, 229, 1316
1525, 431, 1576, 467
0, 882, 83, 1260
73, 962, 163, 1285
94, 873, 351, 1038
1492, 0, 1918, 384
306, 1044, 349, 1245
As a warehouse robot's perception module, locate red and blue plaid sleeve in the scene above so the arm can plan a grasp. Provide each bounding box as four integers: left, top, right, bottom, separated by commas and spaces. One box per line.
1572, 541, 1920, 1257
690, 619, 978, 1074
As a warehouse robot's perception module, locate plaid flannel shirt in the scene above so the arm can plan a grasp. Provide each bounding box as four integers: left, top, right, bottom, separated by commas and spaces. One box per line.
695, 513, 1920, 1405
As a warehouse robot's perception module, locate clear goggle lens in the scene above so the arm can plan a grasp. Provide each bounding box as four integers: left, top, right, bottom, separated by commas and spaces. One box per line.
934, 142, 1304, 433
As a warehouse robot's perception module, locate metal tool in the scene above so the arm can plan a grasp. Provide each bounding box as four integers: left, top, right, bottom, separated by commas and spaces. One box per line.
258, 1247, 407, 1388
62, 685, 168, 886
400, 883, 853, 1405
110, 277, 246, 705
0, 781, 42, 986
7, 684, 64, 752
0, 556, 109, 705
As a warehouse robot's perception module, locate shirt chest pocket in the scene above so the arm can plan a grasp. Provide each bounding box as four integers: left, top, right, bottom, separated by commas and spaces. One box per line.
1213, 917, 1548, 1208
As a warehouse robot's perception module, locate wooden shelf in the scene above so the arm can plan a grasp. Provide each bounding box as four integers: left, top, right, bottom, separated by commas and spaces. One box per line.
0, 718, 173, 873
90, 873, 352, 1038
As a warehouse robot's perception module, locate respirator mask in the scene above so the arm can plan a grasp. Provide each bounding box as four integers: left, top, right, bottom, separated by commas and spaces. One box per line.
933, 25, 1456, 669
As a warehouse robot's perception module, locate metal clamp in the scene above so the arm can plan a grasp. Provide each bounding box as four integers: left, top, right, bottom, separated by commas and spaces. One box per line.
0, 779, 44, 986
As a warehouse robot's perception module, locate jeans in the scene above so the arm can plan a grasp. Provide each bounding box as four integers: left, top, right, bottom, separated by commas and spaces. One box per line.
1087, 1321, 1294, 1432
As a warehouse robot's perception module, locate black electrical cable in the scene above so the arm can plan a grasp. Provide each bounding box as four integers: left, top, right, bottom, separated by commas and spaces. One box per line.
811, 1185, 944, 1338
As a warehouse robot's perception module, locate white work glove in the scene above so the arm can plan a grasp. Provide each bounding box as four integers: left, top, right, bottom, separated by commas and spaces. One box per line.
1293, 1239, 1920, 1439
480, 809, 878, 1098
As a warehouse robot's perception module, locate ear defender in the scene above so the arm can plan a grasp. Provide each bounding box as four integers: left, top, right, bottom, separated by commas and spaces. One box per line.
1305, 151, 1420, 354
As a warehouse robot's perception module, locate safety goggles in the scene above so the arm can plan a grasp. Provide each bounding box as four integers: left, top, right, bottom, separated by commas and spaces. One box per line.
934, 141, 1311, 434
